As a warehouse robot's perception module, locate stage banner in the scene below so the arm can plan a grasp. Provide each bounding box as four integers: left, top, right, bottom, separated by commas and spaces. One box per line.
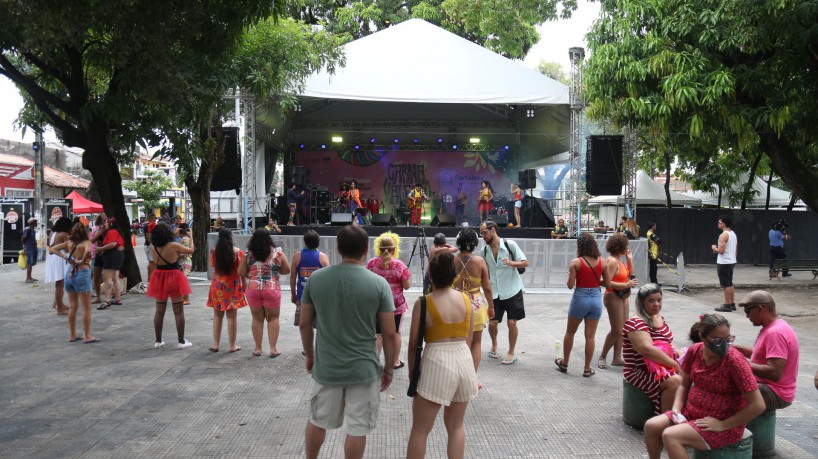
295, 150, 515, 217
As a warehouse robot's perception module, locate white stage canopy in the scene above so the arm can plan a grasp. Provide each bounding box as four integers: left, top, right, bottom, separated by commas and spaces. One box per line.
588, 170, 702, 206
300, 19, 568, 105
685, 175, 802, 207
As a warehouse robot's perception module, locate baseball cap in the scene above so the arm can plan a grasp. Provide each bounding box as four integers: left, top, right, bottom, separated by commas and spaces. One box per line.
737, 290, 775, 307
27, 217, 37, 224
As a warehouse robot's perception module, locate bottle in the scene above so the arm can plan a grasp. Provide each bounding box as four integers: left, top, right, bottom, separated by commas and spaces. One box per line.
555, 339, 562, 359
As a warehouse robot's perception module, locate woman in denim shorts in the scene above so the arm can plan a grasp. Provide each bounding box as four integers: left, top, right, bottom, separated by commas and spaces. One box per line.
555, 233, 611, 377
50, 222, 99, 343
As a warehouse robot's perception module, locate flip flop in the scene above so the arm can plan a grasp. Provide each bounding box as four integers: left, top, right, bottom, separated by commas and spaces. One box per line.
110, 300, 122, 305
69, 336, 83, 342
610, 361, 625, 367
488, 351, 499, 359
252, 351, 262, 357
229, 347, 242, 353
269, 352, 281, 358
501, 356, 518, 365
598, 357, 608, 369
583, 368, 596, 378
208, 347, 219, 353
83, 337, 101, 344
554, 357, 568, 373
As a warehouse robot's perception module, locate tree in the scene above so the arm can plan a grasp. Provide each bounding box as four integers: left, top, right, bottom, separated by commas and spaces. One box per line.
0, 1, 281, 286
123, 169, 174, 217
287, 0, 578, 59
583, 0, 818, 211
536, 60, 570, 85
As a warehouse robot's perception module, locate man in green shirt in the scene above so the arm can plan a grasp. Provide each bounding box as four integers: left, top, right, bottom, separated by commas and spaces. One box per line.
300, 225, 396, 459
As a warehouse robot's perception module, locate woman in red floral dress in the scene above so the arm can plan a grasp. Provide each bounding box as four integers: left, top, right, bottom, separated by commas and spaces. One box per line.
207, 228, 247, 352
643, 314, 765, 459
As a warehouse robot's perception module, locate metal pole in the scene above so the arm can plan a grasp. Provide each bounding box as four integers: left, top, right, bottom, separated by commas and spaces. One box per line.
568, 47, 585, 237
34, 131, 45, 245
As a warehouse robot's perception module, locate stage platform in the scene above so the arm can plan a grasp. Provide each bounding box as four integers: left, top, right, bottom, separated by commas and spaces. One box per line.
208, 226, 649, 289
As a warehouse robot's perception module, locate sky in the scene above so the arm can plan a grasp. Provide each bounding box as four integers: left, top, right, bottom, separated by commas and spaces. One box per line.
0, 0, 600, 143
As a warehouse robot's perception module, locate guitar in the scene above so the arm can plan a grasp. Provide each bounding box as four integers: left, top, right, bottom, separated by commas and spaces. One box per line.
407, 193, 427, 209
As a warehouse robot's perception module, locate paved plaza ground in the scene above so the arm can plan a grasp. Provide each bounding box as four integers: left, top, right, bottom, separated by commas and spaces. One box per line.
1, 245, 816, 458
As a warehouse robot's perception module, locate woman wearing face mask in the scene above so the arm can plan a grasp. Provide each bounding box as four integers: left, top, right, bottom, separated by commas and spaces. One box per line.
622, 284, 682, 415
643, 314, 765, 459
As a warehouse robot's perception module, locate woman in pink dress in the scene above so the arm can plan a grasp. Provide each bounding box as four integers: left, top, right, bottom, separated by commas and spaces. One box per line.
366, 231, 411, 369
644, 314, 765, 459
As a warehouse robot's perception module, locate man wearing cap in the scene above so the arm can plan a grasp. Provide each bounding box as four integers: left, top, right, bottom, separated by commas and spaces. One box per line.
734, 291, 799, 411
21, 218, 39, 283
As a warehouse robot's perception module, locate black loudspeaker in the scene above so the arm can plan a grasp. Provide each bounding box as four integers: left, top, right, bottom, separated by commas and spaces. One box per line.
431, 214, 456, 227
518, 169, 536, 189
586, 135, 624, 195
520, 196, 555, 227
292, 166, 307, 186
316, 208, 330, 224
210, 127, 242, 192
330, 213, 353, 226
371, 214, 397, 226
488, 215, 509, 226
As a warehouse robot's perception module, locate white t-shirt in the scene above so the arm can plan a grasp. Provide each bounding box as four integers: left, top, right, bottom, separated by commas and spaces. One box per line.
717, 230, 737, 264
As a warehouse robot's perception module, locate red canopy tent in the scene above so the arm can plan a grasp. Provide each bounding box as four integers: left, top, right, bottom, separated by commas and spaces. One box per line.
66, 190, 104, 213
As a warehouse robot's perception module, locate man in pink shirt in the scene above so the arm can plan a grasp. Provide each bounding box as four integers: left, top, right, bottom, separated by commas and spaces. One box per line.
735, 291, 799, 411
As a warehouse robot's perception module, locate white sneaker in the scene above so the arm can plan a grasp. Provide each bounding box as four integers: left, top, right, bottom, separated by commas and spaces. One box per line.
177, 339, 192, 350
154, 341, 165, 349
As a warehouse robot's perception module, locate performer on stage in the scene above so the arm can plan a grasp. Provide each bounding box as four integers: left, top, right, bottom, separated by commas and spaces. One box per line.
286, 183, 305, 226
455, 183, 467, 223
348, 180, 365, 225
407, 183, 428, 226
478, 180, 494, 222
511, 182, 523, 227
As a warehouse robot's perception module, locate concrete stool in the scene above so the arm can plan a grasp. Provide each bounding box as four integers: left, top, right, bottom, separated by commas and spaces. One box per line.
746, 410, 776, 458
693, 429, 753, 459
623, 380, 655, 429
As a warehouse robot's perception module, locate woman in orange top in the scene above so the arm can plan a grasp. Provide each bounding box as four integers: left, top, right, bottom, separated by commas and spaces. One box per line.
348, 179, 365, 224
207, 228, 247, 352
598, 233, 638, 368
407, 252, 476, 459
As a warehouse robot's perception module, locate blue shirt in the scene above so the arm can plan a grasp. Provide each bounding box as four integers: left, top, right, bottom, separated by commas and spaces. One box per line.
482, 237, 526, 300
769, 229, 784, 247
287, 189, 302, 205
22, 227, 38, 251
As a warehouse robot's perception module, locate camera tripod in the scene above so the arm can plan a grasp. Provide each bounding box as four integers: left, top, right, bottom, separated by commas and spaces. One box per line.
406, 227, 429, 273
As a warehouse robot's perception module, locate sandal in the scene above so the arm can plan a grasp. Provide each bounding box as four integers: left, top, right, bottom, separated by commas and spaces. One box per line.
97, 302, 110, 310
583, 368, 596, 378
111, 300, 122, 305
598, 357, 608, 369
488, 351, 499, 359
554, 358, 568, 373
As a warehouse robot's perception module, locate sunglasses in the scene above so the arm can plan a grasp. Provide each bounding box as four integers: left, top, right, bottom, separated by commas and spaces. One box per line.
743, 304, 763, 316
705, 335, 736, 345
380, 246, 394, 253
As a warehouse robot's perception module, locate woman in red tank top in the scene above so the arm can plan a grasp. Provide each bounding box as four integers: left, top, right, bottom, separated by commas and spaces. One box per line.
598, 233, 638, 369
555, 233, 611, 377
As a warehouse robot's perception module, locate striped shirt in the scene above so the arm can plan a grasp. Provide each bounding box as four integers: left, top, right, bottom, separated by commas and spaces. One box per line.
622, 316, 676, 413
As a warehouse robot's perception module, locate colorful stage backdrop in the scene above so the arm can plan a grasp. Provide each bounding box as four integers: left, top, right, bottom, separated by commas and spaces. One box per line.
295, 150, 516, 217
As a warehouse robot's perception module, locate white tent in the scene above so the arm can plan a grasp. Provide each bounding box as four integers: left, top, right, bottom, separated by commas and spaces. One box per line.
588, 170, 702, 206
300, 19, 568, 105
685, 175, 801, 207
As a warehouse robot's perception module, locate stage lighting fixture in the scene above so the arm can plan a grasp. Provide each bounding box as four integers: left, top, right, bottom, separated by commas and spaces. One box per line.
452, 144, 458, 150
299, 144, 305, 149
393, 138, 399, 143
526, 108, 535, 118
370, 138, 376, 143
321, 144, 326, 149
469, 137, 480, 144
437, 138, 443, 143
354, 145, 360, 150
413, 138, 419, 143
504, 145, 509, 150
331, 136, 343, 143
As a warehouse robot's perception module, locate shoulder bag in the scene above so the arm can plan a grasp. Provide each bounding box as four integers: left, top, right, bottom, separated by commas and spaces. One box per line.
407, 296, 427, 397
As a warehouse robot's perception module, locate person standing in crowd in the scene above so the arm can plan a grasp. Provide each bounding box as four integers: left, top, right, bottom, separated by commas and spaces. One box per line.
49, 223, 97, 343
477, 181, 494, 222
290, 230, 330, 327
265, 217, 282, 234
407, 183, 428, 226
89, 215, 106, 304
425, 233, 457, 294
768, 220, 791, 277
177, 223, 193, 305
287, 183, 304, 226
551, 218, 568, 239
623, 284, 682, 415
96, 217, 125, 309
734, 291, 799, 412
143, 213, 157, 282
599, 233, 637, 368
643, 314, 764, 459
21, 217, 39, 283
210, 216, 224, 232
452, 228, 494, 380
146, 222, 195, 349
171, 215, 182, 240
455, 183, 467, 223
406, 252, 477, 459
617, 216, 628, 233
646, 222, 661, 284
367, 232, 411, 370
45, 217, 72, 315
480, 219, 528, 365
206, 228, 246, 353
299, 225, 396, 459
238, 228, 290, 357
713, 214, 738, 312
556, 233, 611, 377
510, 182, 523, 227
624, 218, 640, 239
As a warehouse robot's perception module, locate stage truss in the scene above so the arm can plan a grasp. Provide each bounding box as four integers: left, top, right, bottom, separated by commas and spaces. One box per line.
225, 88, 258, 232
568, 47, 585, 236
623, 125, 638, 218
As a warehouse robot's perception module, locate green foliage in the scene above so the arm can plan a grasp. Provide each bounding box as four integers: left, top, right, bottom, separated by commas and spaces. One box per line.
123, 169, 174, 215
583, 0, 818, 210
535, 60, 570, 85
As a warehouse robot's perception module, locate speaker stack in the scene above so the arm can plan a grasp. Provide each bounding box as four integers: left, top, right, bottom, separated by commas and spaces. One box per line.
210, 127, 242, 192
586, 135, 624, 195
330, 213, 353, 226
518, 169, 537, 189
431, 214, 457, 227
309, 186, 331, 224
370, 214, 397, 226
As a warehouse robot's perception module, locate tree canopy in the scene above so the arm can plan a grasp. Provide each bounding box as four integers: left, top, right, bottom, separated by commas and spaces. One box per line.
583, 0, 818, 210
124, 169, 174, 216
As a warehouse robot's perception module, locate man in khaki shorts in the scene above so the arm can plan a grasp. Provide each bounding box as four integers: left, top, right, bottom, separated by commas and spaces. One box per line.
299, 225, 396, 459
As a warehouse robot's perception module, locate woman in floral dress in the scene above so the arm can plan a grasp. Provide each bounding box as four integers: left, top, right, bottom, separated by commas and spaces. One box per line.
206, 228, 246, 352
178, 223, 193, 305
643, 313, 765, 459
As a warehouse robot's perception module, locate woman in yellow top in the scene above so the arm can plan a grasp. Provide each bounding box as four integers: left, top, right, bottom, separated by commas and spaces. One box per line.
477, 180, 494, 222
452, 228, 494, 377
407, 252, 477, 459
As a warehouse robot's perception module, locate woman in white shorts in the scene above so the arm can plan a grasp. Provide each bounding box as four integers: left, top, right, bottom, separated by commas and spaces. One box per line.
407, 252, 477, 459
511, 182, 523, 227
